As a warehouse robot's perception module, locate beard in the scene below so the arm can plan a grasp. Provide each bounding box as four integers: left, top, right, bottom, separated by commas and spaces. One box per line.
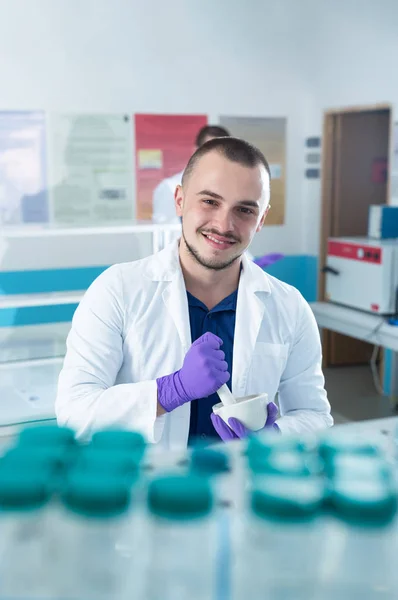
182, 228, 243, 271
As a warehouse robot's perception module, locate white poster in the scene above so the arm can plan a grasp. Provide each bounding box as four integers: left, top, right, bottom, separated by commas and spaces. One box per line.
0, 111, 48, 225
49, 114, 134, 225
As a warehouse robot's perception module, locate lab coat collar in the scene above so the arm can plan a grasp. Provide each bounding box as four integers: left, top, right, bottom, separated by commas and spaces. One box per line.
145, 239, 272, 296
240, 251, 272, 295
144, 240, 181, 282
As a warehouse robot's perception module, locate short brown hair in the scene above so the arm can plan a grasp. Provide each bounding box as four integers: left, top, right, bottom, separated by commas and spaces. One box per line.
182, 136, 271, 187
195, 125, 230, 147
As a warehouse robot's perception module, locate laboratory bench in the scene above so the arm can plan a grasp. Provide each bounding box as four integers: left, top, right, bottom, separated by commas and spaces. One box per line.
0, 322, 67, 441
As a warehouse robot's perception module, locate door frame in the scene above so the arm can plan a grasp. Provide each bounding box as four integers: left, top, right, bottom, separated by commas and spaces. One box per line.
319, 103, 393, 365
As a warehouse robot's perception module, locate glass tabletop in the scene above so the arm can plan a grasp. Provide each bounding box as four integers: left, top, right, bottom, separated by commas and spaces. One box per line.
0, 322, 71, 364
0, 359, 64, 426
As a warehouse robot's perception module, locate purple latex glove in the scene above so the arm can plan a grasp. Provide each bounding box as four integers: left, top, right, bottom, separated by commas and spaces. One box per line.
157, 332, 230, 413
253, 253, 284, 269
211, 401, 279, 441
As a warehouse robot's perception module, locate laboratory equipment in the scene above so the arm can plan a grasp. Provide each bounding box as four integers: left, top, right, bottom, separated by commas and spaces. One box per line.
17, 424, 76, 447
321, 479, 397, 598
0, 422, 396, 599
214, 385, 270, 430
146, 475, 215, 600
324, 236, 398, 314
0, 469, 53, 599
233, 475, 325, 600
368, 204, 398, 240
90, 429, 146, 458
57, 472, 132, 600
190, 447, 236, 506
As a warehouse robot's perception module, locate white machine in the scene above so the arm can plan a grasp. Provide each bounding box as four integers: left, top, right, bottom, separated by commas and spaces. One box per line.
325, 237, 398, 314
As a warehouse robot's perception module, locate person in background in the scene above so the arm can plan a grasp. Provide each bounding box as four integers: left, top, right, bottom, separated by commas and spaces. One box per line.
56, 137, 332, 449
152, 124, 231, 223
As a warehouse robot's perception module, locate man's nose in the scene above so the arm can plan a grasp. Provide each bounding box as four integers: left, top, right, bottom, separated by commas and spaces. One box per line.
213, 208, 235, 235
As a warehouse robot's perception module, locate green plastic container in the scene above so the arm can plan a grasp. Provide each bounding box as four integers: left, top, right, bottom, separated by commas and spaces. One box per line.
62, 471, 131, 518
148, 475, 213, 521
326, 454, 392, 482
90, 430, 146, 468
249, 450, 322, 477
0, 471, 52, 511
251, 476, 325, 522
330, 479, 397, 525
1, 445, 74, 473
91, 430, 146, 455
17, 425, 76, 448
319, 431, 381, 462
190, 448, 230, 476
72, 447, 140, 482
246, 433, 315, 458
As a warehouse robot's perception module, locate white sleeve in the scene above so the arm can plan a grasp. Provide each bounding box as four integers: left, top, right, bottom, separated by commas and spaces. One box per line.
276, 292, 333, 434
55, 266, 163, 443
152, 180, 178, 222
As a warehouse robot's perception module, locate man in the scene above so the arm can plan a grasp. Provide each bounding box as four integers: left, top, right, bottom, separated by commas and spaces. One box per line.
152, 122, 279, 266
56, 137, 332, 448
152, 124, 230, 223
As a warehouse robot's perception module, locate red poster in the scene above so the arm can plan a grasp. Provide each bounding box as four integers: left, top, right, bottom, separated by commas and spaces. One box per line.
135, 114, 208, 220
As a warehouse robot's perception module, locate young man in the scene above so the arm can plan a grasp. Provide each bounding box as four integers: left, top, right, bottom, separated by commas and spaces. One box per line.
56, 137, 332, 448
152, 124, 230, 223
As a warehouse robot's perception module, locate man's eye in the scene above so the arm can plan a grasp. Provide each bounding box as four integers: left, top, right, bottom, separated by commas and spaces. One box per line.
204, 199, 217, 205
239, 207, 253, 215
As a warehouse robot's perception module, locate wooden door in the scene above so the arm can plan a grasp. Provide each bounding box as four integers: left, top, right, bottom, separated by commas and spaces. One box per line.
320, 106, 391, 366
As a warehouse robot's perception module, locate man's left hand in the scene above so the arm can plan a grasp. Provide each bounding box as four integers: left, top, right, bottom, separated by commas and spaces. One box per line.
211, 401, 279, 441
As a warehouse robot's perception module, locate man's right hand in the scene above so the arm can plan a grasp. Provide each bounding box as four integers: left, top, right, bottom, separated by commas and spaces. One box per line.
156, 332, 230, 413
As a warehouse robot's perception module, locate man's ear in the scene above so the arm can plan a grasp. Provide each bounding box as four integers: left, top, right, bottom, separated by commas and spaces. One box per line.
175, 185, 184, 216
256, 204, 270, 232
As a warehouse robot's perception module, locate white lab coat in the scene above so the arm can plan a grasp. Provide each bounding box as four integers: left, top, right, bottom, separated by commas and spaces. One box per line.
56, 241, 333, 449
152, 171, 183, 223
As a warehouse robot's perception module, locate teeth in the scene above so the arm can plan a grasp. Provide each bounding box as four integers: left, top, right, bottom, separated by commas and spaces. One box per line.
205, 234, 230, 245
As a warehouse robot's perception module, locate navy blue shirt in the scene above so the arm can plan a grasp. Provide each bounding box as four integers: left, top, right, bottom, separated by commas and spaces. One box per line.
187, 289, 237, 444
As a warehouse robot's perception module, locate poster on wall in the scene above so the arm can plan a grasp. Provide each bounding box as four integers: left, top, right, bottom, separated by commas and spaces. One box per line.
0, 111, 49, 225
135, 114, 208, 221
49, 114, 134, 225
219, 116, 286, 225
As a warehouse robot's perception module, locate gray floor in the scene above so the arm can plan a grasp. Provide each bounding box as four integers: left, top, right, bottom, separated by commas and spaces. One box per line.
324, 365, 397, 425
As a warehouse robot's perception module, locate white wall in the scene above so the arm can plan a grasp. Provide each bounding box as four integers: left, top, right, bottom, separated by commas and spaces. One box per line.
301, 0, 398, 255
0, 0, 316, 261
5, 0, 396, 262
313, 0, 398, 110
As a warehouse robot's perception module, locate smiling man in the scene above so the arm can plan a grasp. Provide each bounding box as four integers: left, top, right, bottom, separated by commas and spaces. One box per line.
56, 137, 332, 447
